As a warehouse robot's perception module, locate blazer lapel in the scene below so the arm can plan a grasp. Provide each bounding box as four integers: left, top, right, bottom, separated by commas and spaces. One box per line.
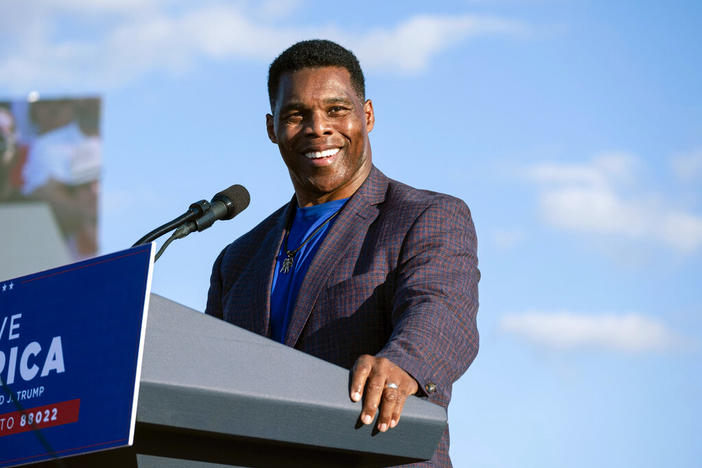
249, 200, 294, 337
283, 167, 388, 347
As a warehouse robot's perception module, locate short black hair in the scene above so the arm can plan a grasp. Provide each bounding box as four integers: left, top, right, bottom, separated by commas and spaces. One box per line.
267, 39, 365, 110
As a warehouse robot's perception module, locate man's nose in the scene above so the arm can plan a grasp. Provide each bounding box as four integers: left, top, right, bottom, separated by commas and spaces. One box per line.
304, 111, 332, 136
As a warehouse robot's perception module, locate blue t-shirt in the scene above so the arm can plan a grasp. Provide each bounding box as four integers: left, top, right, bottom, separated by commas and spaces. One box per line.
270, 198, 348, 342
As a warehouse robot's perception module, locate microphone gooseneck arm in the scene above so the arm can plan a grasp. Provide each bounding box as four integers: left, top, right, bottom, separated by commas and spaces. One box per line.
132, 200, 210, 247
136, 184, 250, 262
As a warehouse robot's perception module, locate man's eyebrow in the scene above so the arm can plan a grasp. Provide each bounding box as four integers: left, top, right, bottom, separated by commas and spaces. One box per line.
279, 101, 305, 113
323, 97, 353, 105
278, 97, 353, 114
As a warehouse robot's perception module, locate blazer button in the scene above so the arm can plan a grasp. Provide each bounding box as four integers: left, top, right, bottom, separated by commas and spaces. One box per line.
425, 382, 437, 394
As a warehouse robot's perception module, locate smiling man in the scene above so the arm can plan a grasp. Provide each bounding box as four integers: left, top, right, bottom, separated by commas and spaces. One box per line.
206, 40, 479, 467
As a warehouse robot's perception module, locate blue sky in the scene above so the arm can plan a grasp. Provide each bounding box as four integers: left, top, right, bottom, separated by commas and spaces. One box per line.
2, 1, 701, 466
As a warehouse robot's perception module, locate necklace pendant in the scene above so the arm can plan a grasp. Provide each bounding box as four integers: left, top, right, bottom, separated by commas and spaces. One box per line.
280, 251, 295, 274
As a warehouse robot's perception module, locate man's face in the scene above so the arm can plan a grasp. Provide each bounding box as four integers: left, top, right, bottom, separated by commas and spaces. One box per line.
267, 66, 374, 207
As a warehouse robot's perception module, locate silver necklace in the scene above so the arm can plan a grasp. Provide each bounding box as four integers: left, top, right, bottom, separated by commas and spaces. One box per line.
279, 209, 341, 274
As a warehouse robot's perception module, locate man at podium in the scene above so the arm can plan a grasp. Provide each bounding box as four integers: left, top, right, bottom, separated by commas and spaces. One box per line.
205, 40, 479, 468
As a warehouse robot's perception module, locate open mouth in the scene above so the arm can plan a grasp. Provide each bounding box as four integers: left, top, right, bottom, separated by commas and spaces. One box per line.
304, 148, 340, 160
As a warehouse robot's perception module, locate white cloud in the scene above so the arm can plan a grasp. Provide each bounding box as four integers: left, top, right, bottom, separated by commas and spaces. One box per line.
671, 148, 702, 182
354, 14, 527, 73
257, 0, 304, 19
0, 2, 527, 92
527, 152, 702, 254
527, 151, 637, 187
0, 4, 299, 91
492, 228, 524, 250
500, 311, 691, 353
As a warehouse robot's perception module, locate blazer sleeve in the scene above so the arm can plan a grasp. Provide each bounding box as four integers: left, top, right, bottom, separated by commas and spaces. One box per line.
375, 196, 479, 407
205, 247, 226, 320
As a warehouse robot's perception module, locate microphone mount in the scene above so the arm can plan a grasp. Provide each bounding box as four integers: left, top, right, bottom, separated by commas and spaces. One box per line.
132, 185, 250, 262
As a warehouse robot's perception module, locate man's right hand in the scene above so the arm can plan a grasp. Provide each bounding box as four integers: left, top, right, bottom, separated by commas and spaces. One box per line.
350, 354, 419, 432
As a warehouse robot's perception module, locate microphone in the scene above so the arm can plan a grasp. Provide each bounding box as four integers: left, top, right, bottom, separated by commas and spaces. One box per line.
174, 184, 250, 239
133, 184, 250, 261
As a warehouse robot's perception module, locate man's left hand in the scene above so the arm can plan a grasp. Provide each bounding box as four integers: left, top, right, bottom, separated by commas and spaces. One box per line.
350, 355, 419, 432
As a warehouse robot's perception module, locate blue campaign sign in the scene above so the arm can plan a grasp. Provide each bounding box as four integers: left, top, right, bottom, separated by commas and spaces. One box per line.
0, 244, 154, 467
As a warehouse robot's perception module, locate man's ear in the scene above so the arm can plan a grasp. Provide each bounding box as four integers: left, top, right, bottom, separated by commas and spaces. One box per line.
266, 113, 277, 143
364, 99, 375, 133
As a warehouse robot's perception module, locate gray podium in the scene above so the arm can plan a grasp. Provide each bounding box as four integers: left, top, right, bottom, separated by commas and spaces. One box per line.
31, 294, 446, 467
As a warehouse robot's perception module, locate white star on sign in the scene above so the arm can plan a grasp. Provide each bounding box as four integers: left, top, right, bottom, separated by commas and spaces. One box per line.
1, 284, 5, 292
9, 283, 13, 290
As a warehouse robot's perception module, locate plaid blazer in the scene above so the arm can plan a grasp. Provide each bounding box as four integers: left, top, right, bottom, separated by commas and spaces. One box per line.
206, 166, 480, 467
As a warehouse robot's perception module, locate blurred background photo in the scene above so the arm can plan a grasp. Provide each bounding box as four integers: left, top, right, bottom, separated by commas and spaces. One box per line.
0, 96, 101, 277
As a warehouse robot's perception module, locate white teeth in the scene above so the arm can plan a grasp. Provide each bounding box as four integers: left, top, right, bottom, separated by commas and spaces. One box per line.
304, 148, 340, 159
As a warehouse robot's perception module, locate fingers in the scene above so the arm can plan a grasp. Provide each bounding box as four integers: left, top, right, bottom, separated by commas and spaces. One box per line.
385, 383, 411, 429
350, 354, 373, 403
389, 389, 409, 428
376, 381, 401, 432
350, 355, 418, 432
360, 361, 387, 426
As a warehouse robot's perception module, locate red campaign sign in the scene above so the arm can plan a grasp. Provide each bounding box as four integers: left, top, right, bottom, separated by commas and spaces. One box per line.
0, 399, 80, 437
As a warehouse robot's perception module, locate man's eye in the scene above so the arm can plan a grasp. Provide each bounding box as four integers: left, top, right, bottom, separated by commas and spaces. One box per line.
329, 106, 348, 115
284, 112, 303, 122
